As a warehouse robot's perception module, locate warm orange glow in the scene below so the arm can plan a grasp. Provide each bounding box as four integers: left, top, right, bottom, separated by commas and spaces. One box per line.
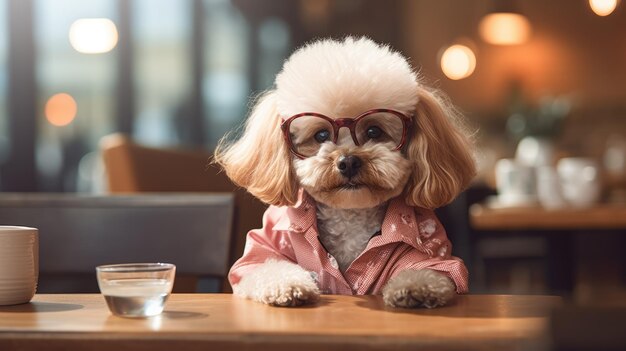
69, 18, 118, 54
479, 13, 531, 45
45, 93, 77, 127
440, 45, 476, 80
589, 0, 620, 16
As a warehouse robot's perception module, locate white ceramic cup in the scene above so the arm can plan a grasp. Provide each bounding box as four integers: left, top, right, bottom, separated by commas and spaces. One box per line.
516, 136, 555, 167
495, 158, 537, 206
0, 226, 39, 305
557, 158, 601, 208
536, 166, 567, 209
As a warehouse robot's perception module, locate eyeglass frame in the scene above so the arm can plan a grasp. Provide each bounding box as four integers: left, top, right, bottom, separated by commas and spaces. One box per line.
280, 108, 413, 159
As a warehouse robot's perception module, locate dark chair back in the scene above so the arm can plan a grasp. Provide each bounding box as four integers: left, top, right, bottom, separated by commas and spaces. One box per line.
0, 193, 234, 293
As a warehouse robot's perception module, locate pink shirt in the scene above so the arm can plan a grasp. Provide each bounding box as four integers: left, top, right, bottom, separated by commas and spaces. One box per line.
229, 192, 468, 295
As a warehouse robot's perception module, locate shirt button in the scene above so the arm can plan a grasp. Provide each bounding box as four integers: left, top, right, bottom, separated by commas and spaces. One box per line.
328, 254, 339, 269
438, 245, 448, 257
400, 214, 410, 224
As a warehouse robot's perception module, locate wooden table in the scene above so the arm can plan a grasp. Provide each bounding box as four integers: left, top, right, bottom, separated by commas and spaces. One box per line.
469, 203, 626, 301
470, 203, 626, 231
0, 294, 560, 351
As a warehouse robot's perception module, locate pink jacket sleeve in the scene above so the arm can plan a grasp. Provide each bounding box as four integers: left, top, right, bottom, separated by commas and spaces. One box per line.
228, 206, 296, 287
391, 213, 469, 293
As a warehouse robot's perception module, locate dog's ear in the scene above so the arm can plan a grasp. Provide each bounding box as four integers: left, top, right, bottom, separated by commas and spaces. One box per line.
214, 91, 298, 206
404, 87, 476, 209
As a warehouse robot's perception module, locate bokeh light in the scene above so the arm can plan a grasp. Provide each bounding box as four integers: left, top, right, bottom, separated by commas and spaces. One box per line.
69, 18, 118, 54
440, 45, 476, 80
589, 0, 620, 16
45, 93, 77, 126
479, 13, 531, 45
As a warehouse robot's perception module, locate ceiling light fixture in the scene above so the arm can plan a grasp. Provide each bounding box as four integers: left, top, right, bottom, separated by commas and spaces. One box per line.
479, 1, 531, 45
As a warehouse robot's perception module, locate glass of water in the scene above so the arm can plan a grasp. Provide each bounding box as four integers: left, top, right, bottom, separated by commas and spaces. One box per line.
96, 263, 176, 318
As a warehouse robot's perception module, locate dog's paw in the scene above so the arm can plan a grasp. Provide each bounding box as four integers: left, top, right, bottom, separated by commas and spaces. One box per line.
233, 259, 320, 307
259, 280, 320, 307
382, 269, 455, 308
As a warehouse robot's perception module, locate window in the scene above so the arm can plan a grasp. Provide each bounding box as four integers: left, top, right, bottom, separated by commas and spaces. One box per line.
0, 0, 8, 183
257, 18, 290, 89
132, 0, 193, 147
203, 0, 250, 146
0, 0, 300, 192
35, 0, 117, 191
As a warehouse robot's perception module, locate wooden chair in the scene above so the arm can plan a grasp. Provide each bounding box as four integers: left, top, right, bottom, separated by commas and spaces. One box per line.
0, 193, 234, 293
100, 133, 268, 291
100, 134, 232, 193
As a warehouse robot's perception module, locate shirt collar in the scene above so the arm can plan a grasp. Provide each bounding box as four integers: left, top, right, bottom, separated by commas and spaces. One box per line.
272, 190, 427, 250
378, 195, 425, 249
272, 189, 316, 233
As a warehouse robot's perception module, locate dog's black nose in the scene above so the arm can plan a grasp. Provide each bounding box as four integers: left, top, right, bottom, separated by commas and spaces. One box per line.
337, 155, 362, 178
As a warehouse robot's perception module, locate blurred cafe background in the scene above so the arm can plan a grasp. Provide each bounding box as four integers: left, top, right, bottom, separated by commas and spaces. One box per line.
0, 0, 625, 305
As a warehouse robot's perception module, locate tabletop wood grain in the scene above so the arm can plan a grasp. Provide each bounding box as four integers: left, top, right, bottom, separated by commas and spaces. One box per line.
0, 293, 560, 351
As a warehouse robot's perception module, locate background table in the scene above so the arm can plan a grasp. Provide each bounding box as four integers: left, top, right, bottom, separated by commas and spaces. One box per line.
470, 203, 626, 231
469, 203, 626, 303
0, 294, 560, 351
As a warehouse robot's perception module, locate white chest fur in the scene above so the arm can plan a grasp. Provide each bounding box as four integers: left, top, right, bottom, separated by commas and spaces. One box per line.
316, 203, 387, 272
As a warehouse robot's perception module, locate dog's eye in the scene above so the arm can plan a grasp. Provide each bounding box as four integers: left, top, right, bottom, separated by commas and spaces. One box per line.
366, 126, 383, 139
314, 129, 331, 143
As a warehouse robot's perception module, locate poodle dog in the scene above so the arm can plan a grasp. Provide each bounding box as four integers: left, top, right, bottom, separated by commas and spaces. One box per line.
215, 37, 475, 308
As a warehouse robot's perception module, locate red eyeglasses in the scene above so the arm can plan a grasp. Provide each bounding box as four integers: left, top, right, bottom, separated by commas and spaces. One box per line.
280, 109, 412, 159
